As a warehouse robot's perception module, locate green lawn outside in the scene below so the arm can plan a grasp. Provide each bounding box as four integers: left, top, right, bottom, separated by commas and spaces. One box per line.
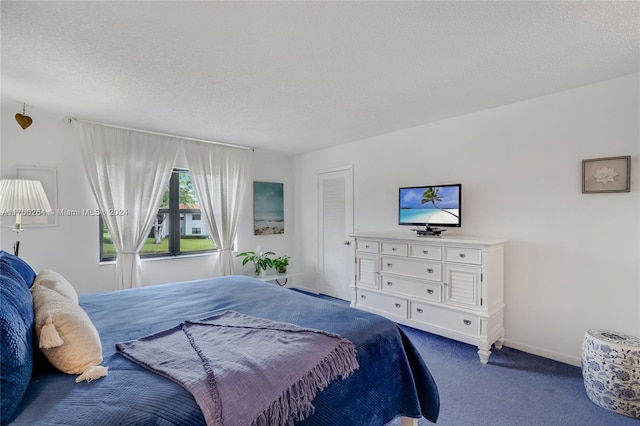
103, 237, 216, 257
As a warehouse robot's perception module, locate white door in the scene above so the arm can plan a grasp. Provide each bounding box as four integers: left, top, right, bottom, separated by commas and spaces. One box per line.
317, 167, 353, 300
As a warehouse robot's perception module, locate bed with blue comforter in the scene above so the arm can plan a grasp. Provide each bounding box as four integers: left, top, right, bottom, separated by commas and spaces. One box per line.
2, 253, 439, 425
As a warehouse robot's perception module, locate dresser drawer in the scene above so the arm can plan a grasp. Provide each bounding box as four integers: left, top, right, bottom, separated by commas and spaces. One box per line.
381, 275, 441, 303
382, 242, 408, 256
410, 244, 442, 261
410, 302, 480, 337
444, 247, 481, 264
381, 257, 442, 282
356, 289, 407, 319
356, 239, 379, 254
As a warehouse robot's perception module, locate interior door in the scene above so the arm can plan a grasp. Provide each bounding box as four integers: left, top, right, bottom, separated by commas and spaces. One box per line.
317, 167, 353, 300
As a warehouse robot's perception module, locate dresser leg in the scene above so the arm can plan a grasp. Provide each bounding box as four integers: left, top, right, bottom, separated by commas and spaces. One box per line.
478, 348, 492, 364
494, 337, 505, 350
400, 417, 418, 426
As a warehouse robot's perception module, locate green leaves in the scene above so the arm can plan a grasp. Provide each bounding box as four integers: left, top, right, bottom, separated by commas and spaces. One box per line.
236, 250, 277, 273
273, 255, 290, 269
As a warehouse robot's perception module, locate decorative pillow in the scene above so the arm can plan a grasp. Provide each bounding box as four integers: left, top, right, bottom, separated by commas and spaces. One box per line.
0, 250, 36, 287
34, 269, 79, 304
0, 262, 34, 423
31, 284, 108, 383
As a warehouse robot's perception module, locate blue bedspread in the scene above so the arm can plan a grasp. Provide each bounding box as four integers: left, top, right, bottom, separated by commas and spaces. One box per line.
10, 276, 439, 425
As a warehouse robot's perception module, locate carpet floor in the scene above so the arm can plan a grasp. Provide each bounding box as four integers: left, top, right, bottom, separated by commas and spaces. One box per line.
299, 291, 638, 426
393, 324, 638, 426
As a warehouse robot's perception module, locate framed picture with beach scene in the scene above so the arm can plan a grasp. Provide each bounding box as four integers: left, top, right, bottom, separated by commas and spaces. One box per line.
253, 181, 284, 235
582, 156, 630, 193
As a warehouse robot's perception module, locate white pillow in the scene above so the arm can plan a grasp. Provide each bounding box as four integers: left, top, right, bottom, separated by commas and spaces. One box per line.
34, 269, 79, 304
31, 284, 107, 383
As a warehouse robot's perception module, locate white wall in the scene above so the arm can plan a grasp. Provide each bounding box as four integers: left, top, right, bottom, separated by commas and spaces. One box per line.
3, 74, 638, 365
294, 73, 640, 365
0, 103, 295, 294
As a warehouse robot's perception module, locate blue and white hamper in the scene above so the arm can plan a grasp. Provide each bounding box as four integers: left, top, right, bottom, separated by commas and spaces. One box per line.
582, 329, 640, 419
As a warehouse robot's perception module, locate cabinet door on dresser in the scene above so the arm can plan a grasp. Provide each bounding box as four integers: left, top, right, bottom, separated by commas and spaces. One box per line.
443, 263, 482, 310
355, 253, 379, 289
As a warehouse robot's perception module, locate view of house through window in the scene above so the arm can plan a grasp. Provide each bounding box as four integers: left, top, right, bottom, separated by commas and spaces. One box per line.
101, 169, 216, 260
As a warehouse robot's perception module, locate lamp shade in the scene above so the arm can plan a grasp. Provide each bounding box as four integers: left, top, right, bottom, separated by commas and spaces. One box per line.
0, 179, 52, 216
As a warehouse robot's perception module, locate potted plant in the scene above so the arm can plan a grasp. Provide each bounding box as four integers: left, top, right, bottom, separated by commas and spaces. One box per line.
236, 250, 275, 276
273, 255, 290, 274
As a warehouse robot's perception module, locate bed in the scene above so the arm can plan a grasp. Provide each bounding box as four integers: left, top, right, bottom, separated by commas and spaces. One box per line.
1, 251, 439, 425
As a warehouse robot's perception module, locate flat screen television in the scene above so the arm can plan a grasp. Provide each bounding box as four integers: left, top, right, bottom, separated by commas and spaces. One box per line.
398, 184, 462, 228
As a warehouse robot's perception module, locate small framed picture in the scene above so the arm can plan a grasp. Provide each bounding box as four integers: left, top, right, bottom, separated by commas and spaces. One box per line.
582, 156, 630, 193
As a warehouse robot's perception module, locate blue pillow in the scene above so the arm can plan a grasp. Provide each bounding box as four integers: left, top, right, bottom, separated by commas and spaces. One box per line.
0, 251, 36, 287
0, 261, 34, 423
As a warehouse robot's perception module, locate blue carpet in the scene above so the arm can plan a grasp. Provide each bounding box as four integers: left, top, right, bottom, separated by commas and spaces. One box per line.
294, 290, 638, 425
394, 325, 638, 426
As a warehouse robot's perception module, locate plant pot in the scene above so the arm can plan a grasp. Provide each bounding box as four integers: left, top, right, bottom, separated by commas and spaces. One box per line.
254, 265, 263, 276
276, 267, 287, 274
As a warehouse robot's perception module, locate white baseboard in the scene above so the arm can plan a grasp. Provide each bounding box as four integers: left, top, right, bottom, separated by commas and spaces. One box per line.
504, 338, 581, 367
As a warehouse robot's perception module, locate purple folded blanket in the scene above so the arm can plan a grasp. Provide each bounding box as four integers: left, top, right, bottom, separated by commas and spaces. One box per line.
116, 311, 359, 426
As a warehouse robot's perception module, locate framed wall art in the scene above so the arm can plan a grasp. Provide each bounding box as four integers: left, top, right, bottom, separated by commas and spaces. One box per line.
582, 156, 630, 193
253, 181, 284, 235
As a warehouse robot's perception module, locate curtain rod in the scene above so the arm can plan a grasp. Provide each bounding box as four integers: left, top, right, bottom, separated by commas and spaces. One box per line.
67, 117, 254, 151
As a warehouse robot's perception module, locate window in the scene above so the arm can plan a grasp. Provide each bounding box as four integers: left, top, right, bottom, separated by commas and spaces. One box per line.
100, 169, 216, 261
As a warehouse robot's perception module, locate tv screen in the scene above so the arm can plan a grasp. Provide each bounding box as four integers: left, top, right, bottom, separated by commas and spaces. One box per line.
398, 184, 461, 227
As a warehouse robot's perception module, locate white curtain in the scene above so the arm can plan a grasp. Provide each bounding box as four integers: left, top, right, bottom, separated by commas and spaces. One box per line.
73, 121, 178, 290
183, 141, 252, 276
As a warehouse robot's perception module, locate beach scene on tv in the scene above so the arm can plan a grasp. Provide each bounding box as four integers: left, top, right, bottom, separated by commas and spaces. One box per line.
399, 186, 461, 225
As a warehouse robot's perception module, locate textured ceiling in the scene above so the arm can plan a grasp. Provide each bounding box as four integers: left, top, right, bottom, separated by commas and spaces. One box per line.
2, 1, 638, 155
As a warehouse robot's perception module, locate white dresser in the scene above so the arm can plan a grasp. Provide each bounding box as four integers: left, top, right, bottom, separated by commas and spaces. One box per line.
350, 232, 505, 363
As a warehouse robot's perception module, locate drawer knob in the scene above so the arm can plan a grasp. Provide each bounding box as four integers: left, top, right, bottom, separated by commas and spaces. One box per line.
416, 308, 424, 314
459, 253, 466, 258
360, 294, 366, 299
387, 263, 393, 268
392, 247, 397, 251
426, 289, 434, 294
463, 319, 472, 326
427, 268, 434, 274
365, 244, 370, 248
386, 281, 393, 286
423, 250, 429, 254
395, 303, 401, 308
